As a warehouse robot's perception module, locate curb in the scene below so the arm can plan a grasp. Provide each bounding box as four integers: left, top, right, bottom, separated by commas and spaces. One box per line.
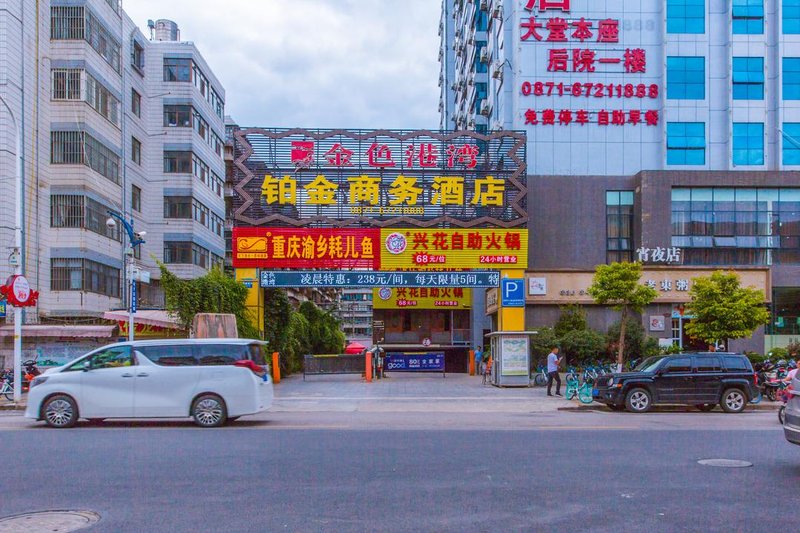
0, 404, 25, 411
558, 402, 780, 412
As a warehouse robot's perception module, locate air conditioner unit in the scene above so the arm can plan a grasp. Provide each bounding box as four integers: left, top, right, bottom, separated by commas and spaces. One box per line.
467, 35, 475, 45
479, 47, 489, 63
468, 118, 476, 128
480, 100, 491, 116
468, 78, 474, 86
492, 64, 503, 79
492, 0, 502, 18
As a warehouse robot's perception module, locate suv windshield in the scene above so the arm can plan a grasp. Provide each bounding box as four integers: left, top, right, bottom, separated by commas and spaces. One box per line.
634, 356, 668, 373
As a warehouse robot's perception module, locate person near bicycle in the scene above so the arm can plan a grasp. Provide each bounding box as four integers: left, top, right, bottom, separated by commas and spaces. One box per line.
546, 346, 563, 397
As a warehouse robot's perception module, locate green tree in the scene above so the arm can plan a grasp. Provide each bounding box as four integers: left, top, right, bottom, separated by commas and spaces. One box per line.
298, 301, 345, 354
529, 326, 559, 364
684, 271, 770, 347
559, 328, 606, 365
159, 264, 259, 338
263, 288, 292, 368
587, 262, 658, 369
606, 318, 660, 362
554, 304, 588, 337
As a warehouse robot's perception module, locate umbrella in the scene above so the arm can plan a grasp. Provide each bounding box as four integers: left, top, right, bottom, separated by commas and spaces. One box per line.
344, 341, 367, 354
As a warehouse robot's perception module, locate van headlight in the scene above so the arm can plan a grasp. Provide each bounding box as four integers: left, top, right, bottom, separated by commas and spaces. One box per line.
30, 376, 48, 388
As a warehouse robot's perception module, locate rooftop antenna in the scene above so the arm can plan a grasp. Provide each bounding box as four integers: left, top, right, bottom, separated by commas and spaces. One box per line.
147, 19, 155, 40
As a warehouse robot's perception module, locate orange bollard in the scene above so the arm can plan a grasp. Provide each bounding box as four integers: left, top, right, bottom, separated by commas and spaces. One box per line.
365, 351, 372, 383
469, 350, 475, 376
272, 351, 280, 384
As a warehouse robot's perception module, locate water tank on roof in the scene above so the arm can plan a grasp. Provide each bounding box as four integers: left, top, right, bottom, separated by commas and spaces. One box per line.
154, 19, 180, 41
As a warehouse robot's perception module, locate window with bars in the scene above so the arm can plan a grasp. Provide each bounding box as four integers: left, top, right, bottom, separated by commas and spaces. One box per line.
51, 258, 121, 297
51, 6, 85, 40
50, 194, 121, 241
85, 74, 120, 126
131, 89, 141, 117
164, 241, 193, 264
131, 185, 141, 212
164, 151, 192, 173
606, 191, 635, 263
51, 131, 121, 184
164, 58, 192, 82
51, 68, 82, 100
164, 105, 192, 127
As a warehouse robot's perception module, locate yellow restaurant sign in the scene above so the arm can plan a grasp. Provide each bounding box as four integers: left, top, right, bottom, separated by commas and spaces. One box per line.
379, 228, 528, 270
372, 287, 472, 310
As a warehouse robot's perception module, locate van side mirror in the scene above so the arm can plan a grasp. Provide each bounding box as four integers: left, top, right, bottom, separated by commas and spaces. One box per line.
82, 360, 91, 372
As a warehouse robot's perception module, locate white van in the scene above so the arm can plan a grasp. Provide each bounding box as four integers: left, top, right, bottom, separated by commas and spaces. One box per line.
25, 339, 273, 428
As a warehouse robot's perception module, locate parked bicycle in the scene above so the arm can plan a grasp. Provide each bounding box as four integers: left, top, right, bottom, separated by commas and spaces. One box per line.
0, 370, 14, 401
564, 371, 593, 404
532, 364, 548, 387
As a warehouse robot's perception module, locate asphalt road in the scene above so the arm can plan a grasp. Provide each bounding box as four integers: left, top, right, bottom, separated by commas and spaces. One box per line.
0, 411, 793, 532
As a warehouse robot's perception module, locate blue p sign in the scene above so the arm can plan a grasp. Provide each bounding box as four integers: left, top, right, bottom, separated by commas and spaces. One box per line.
501, 279, 525, 307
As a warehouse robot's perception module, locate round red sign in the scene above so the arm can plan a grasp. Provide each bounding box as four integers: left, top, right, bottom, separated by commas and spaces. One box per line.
0, 275, 39, 307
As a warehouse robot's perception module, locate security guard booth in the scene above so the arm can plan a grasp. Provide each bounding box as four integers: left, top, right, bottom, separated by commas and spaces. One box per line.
486, 331, 538, 387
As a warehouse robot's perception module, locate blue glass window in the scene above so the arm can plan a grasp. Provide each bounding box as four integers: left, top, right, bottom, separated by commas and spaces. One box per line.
667, 0, 705, 33
784, 58, 800, 100
783, 123, 800, 165
785, 0, 800, 33
732, 57, 764, 100
667, 57, 705, 99
667, 122, 706, 165
733, 0, 764, 34
732, 123, 764, 166
474, 41, 487, 73
475, 10, 488, 31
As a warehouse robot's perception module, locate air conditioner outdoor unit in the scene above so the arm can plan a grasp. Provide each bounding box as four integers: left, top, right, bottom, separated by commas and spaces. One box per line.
492, 0, 502, 18
468, 118, 476, 128
492, 64, 503, 79
467, 36, 475, 45
479, 47, 489, 63
468, 78, 474, 86
480, 100, 491, 116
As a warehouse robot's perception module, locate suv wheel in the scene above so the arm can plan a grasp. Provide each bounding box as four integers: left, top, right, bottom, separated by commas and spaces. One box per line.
720, 388, 746, 413
192, 394, 227, 428
43, 395, 78, 428
625, 388, 652, 413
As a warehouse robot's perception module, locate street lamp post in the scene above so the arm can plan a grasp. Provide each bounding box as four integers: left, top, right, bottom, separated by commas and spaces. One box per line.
106, 211, 145, 342
0, 95, 24, 402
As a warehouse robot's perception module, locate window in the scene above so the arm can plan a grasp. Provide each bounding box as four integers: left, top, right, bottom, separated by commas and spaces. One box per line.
164, 196, 192, 218
784, 123, 800, 164
606, 191, 634, 263
131, 137, 141, 165
784, 58, 800, 100
667, 0, 704, 33
164, 241, 192, 263
83, 73, 120, 126
164, 151, 192, 173
733, 0, 764, 33
51, 131, 120, 184
732, 123, 764, 165
51, 258, 120, 297
88, 347, 132, 370
732, 57, 764, 100
722, 356, 749, 371
164, 105, 192, 127
84, 10, 121, 72
131, 40, 144, 72
671, 187, 800, 265
694, 356, 721, 372
163, 57, 192, 82
664, 358, 692, 373
138, 345, 197, 366
667, 122, 705, 165
667, 57, 705, 99
51, 195, 122, 241
131, 89, 141, 117
50, 6, 85, 40
131, 185, 141, 212
51, 68, 82, 100
785, 0, 800, 33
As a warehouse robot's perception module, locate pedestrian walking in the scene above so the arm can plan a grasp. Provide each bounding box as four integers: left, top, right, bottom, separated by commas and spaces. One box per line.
474, 345, 483, 376
546, 346, 562, 397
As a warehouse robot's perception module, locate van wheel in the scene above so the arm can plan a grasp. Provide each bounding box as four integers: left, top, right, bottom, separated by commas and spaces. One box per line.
720, 388, 746, 413
192, 394, 227, 428
625, 388, 652, 413
43, 395, 78, 428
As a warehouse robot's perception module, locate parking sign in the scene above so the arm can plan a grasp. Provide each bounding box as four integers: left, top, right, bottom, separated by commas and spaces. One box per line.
501, 278, 525, 307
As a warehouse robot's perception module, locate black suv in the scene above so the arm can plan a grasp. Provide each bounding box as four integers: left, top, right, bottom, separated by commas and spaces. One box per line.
592, 353, 756, 413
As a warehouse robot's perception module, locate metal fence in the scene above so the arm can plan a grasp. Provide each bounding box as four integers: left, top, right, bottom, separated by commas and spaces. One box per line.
303, 354, 366, 380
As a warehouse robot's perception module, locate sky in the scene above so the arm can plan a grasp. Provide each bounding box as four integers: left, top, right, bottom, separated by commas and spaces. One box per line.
123, 0, 442, 129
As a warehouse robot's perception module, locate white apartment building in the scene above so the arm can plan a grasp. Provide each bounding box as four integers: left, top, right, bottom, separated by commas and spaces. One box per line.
0, 2, 225, 363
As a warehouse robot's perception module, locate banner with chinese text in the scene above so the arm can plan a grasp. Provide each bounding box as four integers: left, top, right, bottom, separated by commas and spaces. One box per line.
379, 228, 528, 270
372, 287, 471, 310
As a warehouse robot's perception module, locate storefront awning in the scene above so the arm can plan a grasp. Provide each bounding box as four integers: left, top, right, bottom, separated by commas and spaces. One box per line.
0, 325, 117, 338
102, 310, 181, 330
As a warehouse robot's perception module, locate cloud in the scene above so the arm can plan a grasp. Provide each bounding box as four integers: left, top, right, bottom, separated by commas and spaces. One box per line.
124, 0, 441, 129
